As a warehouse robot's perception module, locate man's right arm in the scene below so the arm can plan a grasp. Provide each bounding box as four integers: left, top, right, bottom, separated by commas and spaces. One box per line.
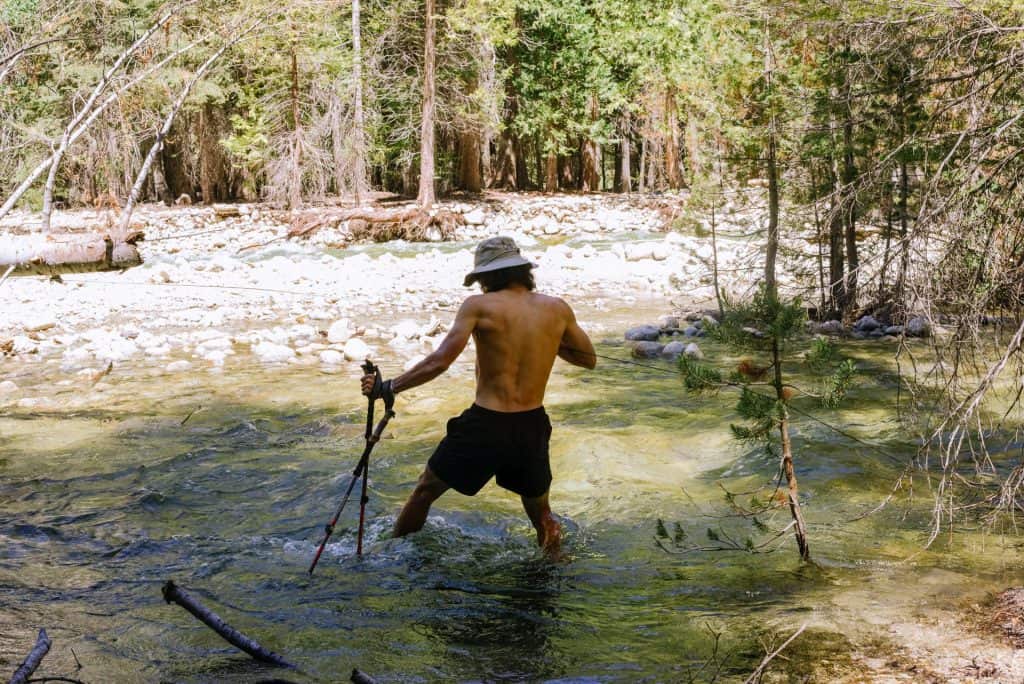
557, 301, 596, 370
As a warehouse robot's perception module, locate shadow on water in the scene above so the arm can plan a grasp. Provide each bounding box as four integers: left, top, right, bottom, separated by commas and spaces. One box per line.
2, 348, 1024, 682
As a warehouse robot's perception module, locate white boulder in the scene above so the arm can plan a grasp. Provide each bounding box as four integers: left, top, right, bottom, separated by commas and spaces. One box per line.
327, 319, 352, 344
252, 341, 296, 364
343, 338, 371, 361
319, 350, 345, 365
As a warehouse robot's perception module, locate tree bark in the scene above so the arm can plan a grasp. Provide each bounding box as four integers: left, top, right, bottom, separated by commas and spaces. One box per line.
544, 148, 558, 192
617, 119, 631, 193
664, 87, 683, 189
417, 0, 437, 208
162, 580, 294, 668
457, 129, 482, 193
287, 46, 303, 210
841, 75, 858, 316
8, 628, 51, 684
351, 0, 368, 205
581, 96, 601, 192
0, 232, 142, 276
764, 127, 780, 294
774, 340, 810, 561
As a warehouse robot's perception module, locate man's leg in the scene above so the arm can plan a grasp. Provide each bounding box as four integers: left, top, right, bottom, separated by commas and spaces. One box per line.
393, 466, 450, 538
521, 491, 562, 553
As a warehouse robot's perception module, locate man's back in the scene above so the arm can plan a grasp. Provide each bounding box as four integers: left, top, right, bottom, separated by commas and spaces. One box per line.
470, 288, 569, 412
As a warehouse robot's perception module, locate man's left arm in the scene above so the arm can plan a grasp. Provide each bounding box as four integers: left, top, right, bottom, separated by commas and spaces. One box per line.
362, 298, 479, 398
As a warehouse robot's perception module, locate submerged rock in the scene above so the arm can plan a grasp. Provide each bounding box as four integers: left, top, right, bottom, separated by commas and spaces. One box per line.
684, 343, 703, 360
661, 341, 686, 360
252, 341, 295, 364
907, 316, 931, 338
319, 349, 344, 365
631, 341, 664, 359
625, 325, 661, 342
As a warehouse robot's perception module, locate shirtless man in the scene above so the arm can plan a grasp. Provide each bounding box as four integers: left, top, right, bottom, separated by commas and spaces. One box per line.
362, 236, 595, 552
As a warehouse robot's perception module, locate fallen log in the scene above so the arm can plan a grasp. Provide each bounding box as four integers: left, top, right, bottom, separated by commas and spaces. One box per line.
8, 628, 51, 684
0, 232, 142, 276
161, 580, 295, 669
287, 206, 463, 243
351, 668, 378, 684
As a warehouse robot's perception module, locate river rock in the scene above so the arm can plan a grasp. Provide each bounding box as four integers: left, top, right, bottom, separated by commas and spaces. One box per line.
319, 349, 344, 365
327, 319, 352, 343
392, 319, 420, 341
23, 315, 56, 333
625, 325, 661, 342
884, 325, 904, 336
343, 337, 371, 361
464, 208, 486, 225
632, 341, 664, 359
0, 380, 18, 393
854, 315, 881, 332
165, 360, 192, 372
252, 341, 295, 364
907, 316, 931, 338
661, 341, 686, 360
624, 243, 655, 261
683, 326, 698, 337
11, 335, 38, 354
817, 320, 844, 335
658, 315, 681, 331
684, 343, 703, 360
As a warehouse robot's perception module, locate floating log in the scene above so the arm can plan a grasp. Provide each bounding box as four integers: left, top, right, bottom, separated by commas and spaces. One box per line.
0, 232, 142, 277
351, 668, 378, 684
161, 580, 294, 668
8, 628, 52, 684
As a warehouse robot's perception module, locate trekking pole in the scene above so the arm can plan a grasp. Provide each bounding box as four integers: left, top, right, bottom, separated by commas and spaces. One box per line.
308, 361, 396, 575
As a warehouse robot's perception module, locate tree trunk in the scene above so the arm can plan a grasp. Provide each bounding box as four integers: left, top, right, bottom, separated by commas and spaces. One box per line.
0, 232, 142, 276
764, 125, 780, 294
351, 0, 368, 205
288, 46, 303, 210
841, 78, 858, 316
774, 340, 810, 561
618, 120, 631, 193
8, 629, 51, 684
417, 0, 437, 208
544, 148, 558, 192
639, 137, 647, 192
162, 581, 294, 668
664, 87, 683, 189
581, 96, 601, 192
685, 113, 700, 183
457, 131, 482, 193
559, 154, 575, 189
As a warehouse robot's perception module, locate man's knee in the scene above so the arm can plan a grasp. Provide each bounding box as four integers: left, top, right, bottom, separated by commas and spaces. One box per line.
410, 467, 448, 504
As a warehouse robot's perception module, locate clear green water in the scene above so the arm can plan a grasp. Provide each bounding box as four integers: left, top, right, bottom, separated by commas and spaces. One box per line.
2, 331, 1023, 683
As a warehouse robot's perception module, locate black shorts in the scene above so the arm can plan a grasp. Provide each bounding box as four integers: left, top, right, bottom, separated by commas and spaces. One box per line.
428, 404, 552, 498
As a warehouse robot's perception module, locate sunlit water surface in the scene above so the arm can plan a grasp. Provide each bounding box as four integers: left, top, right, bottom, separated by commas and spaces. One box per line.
2, 299, 1023, 682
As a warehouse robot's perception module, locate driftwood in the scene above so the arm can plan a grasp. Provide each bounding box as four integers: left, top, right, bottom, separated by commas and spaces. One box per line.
8, 628, 51, 684
0, 232, 142, 276
287, 206, 464, 243
350, 669, 378, 684
161, 580, 294, 668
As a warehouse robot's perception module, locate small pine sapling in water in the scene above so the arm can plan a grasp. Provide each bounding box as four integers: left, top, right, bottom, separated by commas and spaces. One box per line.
670, 287, 856, 562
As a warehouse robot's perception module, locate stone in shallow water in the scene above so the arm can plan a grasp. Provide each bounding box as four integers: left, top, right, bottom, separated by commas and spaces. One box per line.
327, 319, 352, 344
661, 341, 686, 361
684, 343, 703, 360
625, 325, 661, 342
252, 341, 295, 364
319, 350, 344, 366
343, 337, 371, 361
632, 341, 664, 359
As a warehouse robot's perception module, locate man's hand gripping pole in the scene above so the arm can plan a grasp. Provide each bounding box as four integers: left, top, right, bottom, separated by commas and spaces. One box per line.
308, 360, 396, 575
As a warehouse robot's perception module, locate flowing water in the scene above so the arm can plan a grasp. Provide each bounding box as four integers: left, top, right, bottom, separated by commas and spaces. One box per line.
2, 300, 1024, 682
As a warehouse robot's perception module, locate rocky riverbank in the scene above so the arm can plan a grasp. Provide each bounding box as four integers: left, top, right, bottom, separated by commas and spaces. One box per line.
0, 190, 887, 409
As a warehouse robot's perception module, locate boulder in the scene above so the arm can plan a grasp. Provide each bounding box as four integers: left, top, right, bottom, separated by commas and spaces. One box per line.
661, 341, 686, 361
252, 341, 296, 364
884, 325, 904, 336
683, 326, 698, 337
23, 315, 56, 333
463, 208, 486, 225
632, 341, 665, 359
906, 316, 931, 338
625, 325, 661, 342
854, 315, 881, 332
392, 319, 420, 341
0, 380, 18, 394
343, 337, 371, 361
319, 350, 344, 365
327, 319, 352, 344
683, 343, 704, 360
657, 315, 681, 330
817, 320, 844, 335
